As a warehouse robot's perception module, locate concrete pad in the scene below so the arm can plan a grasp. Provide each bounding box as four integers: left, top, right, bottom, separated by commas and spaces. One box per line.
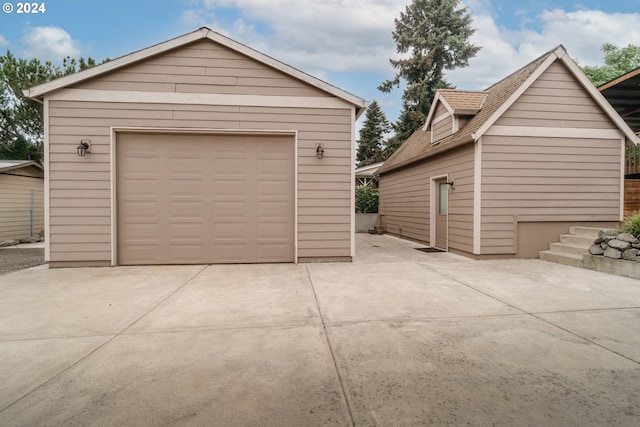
308, 261, 519, 323
354, 233, 459, 264
127, 263, 320, 333
2, 234, 639, 425
328, 316, 640, 426
539, 308, 640, 362
0, 326, 350, 426
0, 336, 111, 409
423, 258, 640, 313
0, 265, 204, 339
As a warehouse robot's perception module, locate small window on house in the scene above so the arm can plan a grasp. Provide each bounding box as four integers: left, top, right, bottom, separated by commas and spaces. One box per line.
439, 183, 448, 215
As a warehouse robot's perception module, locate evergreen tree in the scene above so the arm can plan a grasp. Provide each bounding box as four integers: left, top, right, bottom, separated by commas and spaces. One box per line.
0, 51, 107, 162
379, 0, 479, 156
356, 101, 391, 167
581, 43, 640, 87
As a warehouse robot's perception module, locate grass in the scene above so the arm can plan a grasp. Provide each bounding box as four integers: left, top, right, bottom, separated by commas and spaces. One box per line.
619, 211, 640, 238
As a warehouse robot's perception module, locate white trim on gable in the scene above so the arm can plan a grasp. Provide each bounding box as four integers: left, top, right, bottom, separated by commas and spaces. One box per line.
25, 27, 366, 117
472, 53, 558, 140
556, 47, 638, 145
422, 92, 454, 131
473, 45, 638, 145
484, 125, 622, 139
47, 88, 353, 110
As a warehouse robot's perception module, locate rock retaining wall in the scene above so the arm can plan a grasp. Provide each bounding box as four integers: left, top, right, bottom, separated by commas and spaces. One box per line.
589, 230, 640, 262
584, 230, 640, 279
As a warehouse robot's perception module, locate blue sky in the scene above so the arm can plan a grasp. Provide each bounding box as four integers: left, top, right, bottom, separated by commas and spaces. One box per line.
1, 0, 639, 124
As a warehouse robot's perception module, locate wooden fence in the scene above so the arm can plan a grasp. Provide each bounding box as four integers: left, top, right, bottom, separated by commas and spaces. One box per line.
627, 144, 640, 176
625, 179, 640, 217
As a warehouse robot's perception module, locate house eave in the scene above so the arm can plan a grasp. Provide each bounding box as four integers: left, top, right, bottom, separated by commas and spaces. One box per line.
24, 27, 366, 115
379, 134, 475, 175
0, 160, 44, 174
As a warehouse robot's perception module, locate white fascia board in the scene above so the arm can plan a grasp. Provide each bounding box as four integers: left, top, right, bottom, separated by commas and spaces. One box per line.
472, 53, 558, 140
25, 27, 366, 115
484, 125, 622, 139
204, 29, 366, 112
47, 88, 353, 110
422, 92, 454, 131
556, 47, 639, 145
25, 30, 205, 99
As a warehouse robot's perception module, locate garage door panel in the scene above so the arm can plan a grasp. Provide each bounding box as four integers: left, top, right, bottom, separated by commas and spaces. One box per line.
256, 244, 290, 262
213, 223, 248, 238
118, 132, 293, 265
170, 243, 206, 263
257, 223, 290, 239
213, 201, 247, 217
214, 244, 249, 263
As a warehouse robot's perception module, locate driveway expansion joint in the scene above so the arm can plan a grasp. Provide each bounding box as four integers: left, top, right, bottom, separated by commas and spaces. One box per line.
0, 265, 209, 415
416, 261, 640, 366
305, 264, 355, 427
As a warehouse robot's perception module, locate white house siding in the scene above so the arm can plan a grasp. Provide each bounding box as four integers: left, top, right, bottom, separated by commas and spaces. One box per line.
379, 143, 475, 252
480, 60, 623, 255
45, 39, 354, 265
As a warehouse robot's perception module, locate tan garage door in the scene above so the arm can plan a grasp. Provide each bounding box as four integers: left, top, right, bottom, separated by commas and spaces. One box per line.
117, 132, 294, 265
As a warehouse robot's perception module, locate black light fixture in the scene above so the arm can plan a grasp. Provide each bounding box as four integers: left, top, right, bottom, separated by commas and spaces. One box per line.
445, 180, 455, 188
77, 140, 91, 157
315, 144, 324, 159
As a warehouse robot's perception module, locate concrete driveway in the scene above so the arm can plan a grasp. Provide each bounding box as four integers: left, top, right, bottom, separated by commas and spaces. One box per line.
1, 234, 639, 426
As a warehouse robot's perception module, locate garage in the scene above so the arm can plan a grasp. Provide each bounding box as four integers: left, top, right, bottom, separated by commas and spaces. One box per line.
25, 27, 365, 267
117, 132, 294, 265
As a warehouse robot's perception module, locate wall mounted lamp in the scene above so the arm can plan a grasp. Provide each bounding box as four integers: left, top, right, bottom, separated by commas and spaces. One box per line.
315, 144, 324, 159
445, 180, 455, 188
77, 140, 91, 157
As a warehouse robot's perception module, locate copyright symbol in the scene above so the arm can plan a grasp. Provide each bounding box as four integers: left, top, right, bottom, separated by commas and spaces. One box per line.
2, 3, 12, 13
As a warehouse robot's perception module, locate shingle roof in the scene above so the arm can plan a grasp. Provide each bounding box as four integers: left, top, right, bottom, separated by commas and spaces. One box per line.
438, 89, 488, 114
378, 47, 558, 174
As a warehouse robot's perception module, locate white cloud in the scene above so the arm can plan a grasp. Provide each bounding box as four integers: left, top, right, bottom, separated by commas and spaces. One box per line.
192, 0, 406, 75
447, 6, 640, 90
182, 1, 640, 122
0, 35, 8, 47
21, 26, 81, 61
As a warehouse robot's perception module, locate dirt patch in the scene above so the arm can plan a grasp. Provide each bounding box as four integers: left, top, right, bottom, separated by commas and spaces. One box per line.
0, 248, 46, 275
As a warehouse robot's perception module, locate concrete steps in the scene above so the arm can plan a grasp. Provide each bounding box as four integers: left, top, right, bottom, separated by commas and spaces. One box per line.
539, 226, 615, 267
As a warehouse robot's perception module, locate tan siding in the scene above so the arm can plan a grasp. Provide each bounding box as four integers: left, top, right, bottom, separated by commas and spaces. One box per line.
434, 103, 449, 118
379, 144, 475, 253
48, 99, 352, 263
481, 135, 621, 254
0, 173, 44, 241
72, 40, 330, 98
432, 115, 453, 142
496, 61, 614, 129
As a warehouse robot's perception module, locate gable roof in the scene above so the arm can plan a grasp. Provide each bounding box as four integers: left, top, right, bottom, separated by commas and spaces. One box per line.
0, 160, 44, 174
25, 27, 366, 117
355, 161, 384, 177
379, 45, 639, 175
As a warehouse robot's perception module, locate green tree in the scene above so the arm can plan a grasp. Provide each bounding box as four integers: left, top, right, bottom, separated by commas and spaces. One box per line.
379, 0, 479, 156
355, 185, 379, 213
356, 101, 391, 167
581, 43, 640, 87
0, 51, 106, 162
